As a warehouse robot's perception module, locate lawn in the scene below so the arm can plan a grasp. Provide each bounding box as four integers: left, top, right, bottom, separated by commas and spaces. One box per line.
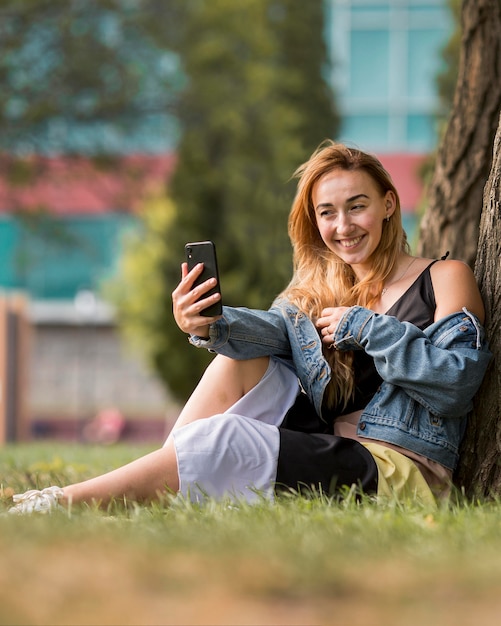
1, 442, 501, 626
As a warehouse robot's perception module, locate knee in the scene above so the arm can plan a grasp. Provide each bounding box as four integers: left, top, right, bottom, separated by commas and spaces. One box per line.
209, 355, 270, 395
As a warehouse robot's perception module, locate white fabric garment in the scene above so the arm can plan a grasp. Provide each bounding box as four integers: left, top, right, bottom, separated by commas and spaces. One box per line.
172, 358, 300, 503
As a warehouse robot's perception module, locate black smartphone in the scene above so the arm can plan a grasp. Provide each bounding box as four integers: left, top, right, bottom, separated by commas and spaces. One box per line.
185, 241, 222, 317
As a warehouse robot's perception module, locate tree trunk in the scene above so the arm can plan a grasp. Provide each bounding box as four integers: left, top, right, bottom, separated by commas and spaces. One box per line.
417, 0, 501, 267
455, 112, 501, 497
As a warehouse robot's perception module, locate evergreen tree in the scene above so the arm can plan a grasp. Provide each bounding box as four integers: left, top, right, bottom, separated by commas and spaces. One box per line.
272, 0, 341, 156
113, 0, 339, 400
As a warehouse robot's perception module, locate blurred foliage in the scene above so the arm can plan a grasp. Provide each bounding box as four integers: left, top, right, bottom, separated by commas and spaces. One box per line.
0, 0, 183, 154
110, 0, 339, 400
105, 188, 204, 387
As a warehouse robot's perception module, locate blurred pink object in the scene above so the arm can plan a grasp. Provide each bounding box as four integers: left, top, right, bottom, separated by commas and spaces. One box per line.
83, 407, 126, 445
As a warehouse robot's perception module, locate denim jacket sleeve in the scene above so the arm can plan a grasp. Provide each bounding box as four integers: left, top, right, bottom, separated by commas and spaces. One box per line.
189, 305, 293, 361
333, 306, 491, 418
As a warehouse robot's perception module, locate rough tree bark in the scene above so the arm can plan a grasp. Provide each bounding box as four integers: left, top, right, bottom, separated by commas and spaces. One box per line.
417, 0, 501, 267
455, 113, 501, 497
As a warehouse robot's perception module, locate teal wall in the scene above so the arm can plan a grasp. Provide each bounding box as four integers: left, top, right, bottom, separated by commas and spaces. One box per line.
0, 214, 136, 299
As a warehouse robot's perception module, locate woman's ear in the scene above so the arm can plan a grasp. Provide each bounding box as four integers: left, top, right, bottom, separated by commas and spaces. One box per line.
384, 191, 396, 219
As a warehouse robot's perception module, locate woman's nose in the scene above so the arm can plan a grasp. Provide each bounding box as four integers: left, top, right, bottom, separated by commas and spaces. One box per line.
336, 212, 354, 235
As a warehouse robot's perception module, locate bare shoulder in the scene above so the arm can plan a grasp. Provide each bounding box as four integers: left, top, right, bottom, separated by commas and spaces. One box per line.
429, 258, 479, 287
429, 259, 485, 323
430, 258, 473, 279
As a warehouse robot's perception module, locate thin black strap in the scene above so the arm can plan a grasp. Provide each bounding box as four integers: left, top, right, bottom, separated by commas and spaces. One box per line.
440, 251, 450, 260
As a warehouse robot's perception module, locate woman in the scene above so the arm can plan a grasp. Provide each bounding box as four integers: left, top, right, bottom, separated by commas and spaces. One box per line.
8, 141, 491, 514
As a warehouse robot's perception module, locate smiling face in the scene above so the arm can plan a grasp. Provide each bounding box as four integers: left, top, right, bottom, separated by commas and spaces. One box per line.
312, 168, 396, 279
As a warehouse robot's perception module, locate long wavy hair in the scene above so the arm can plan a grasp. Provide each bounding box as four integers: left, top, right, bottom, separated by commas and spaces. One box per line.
280, 140, 409, 410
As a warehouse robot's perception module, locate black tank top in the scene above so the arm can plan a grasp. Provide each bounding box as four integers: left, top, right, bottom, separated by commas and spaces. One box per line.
327, 260, 438, 419
385, 260, 437, 329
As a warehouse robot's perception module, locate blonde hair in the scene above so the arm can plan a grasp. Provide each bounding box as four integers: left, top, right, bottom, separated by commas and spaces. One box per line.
281, 140, 409, 409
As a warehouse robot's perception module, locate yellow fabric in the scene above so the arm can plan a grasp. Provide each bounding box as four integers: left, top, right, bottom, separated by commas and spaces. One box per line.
362, 442, 437, 508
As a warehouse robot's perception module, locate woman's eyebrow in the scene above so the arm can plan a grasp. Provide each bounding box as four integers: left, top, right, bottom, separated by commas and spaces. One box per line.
346, 193, 369, 203
315, 193, 369, 211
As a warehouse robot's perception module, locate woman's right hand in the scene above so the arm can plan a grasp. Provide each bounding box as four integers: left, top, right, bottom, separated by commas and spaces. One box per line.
172, 263, 222, 338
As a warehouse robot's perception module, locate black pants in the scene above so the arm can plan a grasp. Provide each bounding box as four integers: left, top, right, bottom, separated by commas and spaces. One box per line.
276, 428, 378, 496
275, 393, 378, 497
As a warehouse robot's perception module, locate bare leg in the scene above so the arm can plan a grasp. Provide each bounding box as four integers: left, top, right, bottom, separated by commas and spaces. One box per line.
60, 356, 270, 507
61, 438, 179, 506
166, 355, 270, 437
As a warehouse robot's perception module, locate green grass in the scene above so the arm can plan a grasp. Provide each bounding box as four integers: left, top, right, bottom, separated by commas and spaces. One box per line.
1, 443, 501, 626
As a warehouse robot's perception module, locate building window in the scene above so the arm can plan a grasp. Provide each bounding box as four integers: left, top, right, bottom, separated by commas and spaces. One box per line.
327, 0, 452, 153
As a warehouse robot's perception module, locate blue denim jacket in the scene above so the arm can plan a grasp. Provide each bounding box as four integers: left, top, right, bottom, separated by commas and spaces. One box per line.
190, 301, 491, 470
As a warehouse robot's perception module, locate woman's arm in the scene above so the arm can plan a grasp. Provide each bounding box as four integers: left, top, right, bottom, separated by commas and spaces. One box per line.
173, 262, 294, 361
188, 305, 294, 362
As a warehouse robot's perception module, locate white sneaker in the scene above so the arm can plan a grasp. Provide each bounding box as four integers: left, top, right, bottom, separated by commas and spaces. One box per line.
8, 486, 65, 515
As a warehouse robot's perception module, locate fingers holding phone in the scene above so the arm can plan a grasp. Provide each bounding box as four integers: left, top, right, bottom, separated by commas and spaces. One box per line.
185, 241, 222, 317
172, 241, 222, 336
183, 261, 222, 316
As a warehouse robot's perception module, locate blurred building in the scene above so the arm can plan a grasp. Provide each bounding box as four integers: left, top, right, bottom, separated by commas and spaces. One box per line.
0, 156, 179, 440
0, 0, 453, 440
326, 0, 452, 237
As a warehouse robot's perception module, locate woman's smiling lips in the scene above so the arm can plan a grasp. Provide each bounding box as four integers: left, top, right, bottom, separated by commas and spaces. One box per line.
337, 235, 364, 248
